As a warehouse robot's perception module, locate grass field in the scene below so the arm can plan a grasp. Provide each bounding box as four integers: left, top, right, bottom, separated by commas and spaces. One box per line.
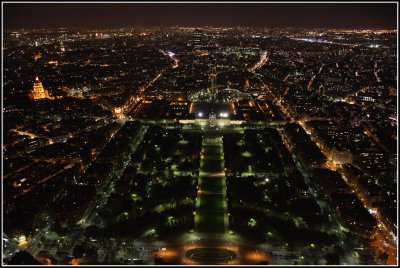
199, 194, 224, 210
200, 177, 223, 191
196, 135, 227, 234
196, 210, 226, 233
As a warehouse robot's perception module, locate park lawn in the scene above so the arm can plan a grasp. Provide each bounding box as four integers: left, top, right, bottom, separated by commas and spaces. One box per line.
203, 145, 222, 156
197, 210, 226, 233
199, 194, 225, 210
202, 159, 223, 173
195, 134, 227, 234
200, 176, 223, 192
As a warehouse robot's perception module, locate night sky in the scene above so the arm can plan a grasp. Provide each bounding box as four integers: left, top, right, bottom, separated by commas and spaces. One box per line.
3, 2, 398, 29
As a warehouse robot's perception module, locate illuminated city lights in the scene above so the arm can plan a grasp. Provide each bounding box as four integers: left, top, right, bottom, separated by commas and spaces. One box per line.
2, 2, 397, 266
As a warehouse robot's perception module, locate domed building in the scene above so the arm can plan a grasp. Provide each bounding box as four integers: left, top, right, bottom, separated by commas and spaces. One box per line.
30, 76, 51, 100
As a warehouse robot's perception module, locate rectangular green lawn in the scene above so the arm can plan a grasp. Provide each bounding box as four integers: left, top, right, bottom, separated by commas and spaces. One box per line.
197, 211, 226, 233
200, 176, 223, 192
195, 134, 227, 234
203, 146, 222, 155
199, 194, 224, 210
202, 160, 222, 172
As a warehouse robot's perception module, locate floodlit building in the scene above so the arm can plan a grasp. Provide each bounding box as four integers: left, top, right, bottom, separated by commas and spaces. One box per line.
330, 147, 353, 165
30, 76, 51, 100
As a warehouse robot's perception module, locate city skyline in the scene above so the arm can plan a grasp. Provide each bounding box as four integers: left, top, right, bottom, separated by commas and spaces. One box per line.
2, 2, 398, 266
3, 2, 398, 30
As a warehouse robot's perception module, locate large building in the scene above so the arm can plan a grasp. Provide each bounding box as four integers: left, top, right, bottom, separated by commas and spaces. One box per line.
30, 76, 51, 100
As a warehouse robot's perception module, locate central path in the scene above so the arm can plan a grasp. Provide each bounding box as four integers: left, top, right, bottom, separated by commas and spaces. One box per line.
195, 133, 228, 234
